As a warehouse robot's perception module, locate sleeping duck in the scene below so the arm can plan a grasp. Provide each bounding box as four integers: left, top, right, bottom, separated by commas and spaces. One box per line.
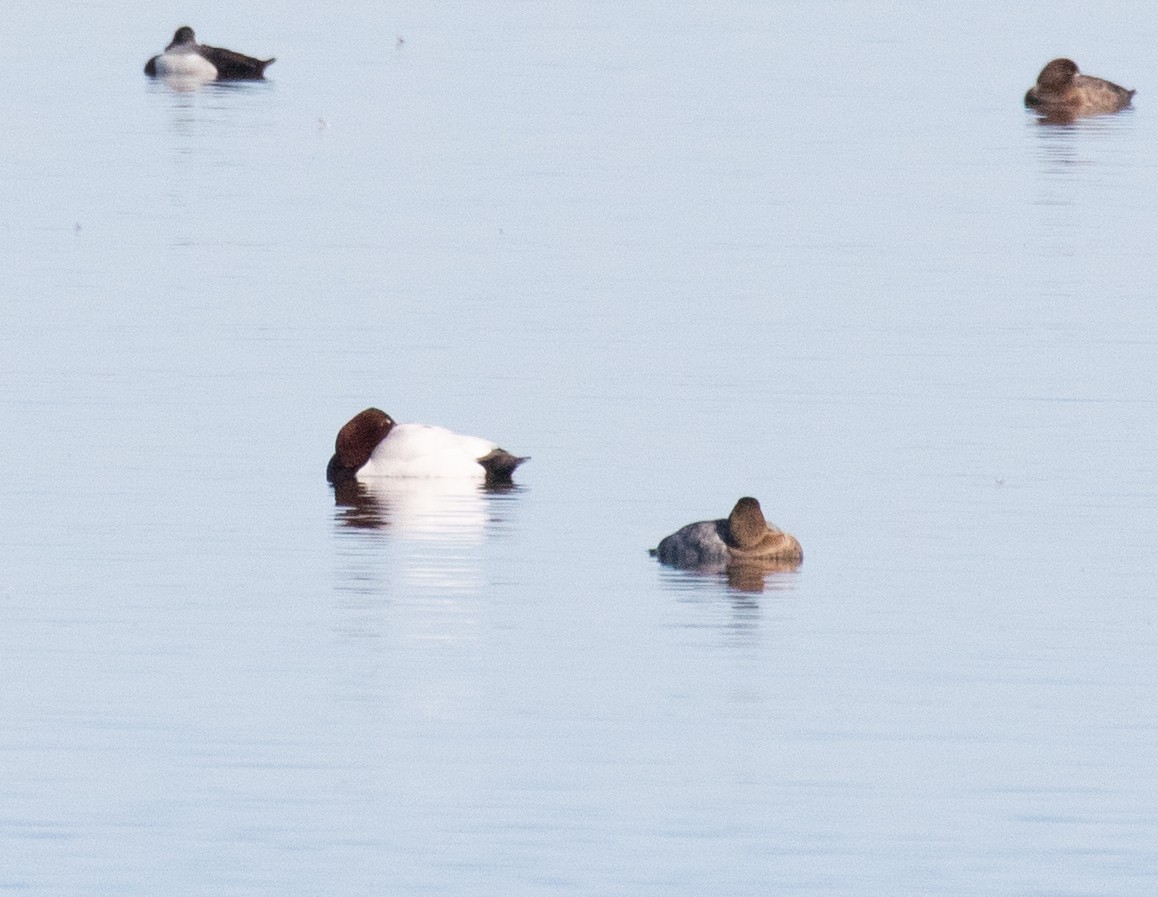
652, 497, 802, 571
145, 27, 275, 81
1025, 58, 1134, 121
326, 407, 528, 485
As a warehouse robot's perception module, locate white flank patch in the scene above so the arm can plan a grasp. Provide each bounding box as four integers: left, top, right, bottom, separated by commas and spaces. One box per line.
155, 51, 217, 80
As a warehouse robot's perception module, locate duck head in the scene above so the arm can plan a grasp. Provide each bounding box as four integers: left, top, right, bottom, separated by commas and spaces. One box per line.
326, 408, 396, 483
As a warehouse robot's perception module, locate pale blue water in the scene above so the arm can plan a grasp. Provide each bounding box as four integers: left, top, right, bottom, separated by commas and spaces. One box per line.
3, 2, 1158, 894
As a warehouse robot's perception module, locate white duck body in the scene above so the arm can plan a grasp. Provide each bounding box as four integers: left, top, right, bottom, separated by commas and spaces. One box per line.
327, 407, 527, 485
152, 46, 219, 80
359, 423, 503, 479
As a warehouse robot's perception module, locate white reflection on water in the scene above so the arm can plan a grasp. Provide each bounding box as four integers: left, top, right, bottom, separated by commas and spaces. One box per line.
145, 77, 277, 97
332, 477, 514, 540
330, 481, 524, 640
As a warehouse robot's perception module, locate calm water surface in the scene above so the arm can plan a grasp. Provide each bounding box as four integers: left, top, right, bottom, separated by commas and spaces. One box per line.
3, 2, 1158, 894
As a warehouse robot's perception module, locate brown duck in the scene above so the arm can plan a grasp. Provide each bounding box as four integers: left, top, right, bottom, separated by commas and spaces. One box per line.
1025, 58, 1134, 121
651, 497, 802, 572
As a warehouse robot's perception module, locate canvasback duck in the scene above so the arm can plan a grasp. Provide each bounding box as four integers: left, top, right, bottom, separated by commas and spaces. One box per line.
326, 408, 528, 485
651, 497, 802, 571
145, 27, 275, 81
1024, 58, 1134, 120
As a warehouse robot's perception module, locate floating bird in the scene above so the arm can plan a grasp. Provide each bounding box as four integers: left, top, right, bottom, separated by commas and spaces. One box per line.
145, 26, 275, 81
651, 497, 802, 571
1024, 58, 1134, 121
326, 408, 528, 485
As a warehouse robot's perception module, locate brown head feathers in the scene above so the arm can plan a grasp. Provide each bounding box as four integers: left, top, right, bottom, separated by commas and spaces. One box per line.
725, 497, 803, 563
327, 408, 395, 483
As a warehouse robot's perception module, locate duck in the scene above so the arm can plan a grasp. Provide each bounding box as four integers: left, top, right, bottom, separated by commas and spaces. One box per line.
326, 408, 528, 485
1024, 58, 1134, 120
145, 27, 275, 81
651, 497, 802, 571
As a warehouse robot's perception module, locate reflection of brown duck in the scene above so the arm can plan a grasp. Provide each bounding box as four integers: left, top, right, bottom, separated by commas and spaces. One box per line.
331, 478, 390, 529
651, 497, 803, 574
1024, 59, 1134, 121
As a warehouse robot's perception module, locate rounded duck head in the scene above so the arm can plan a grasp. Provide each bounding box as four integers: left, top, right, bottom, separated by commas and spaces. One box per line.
1036, 58, 1079, 91
725, 497, 803, 563
727, 497, 769, 549
167, 26, 197, 49
326, 408, 395, 483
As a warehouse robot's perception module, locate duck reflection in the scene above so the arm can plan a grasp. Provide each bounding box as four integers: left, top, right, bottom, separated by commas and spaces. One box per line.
658, 558, 801, 594
148, 75, 206, 93
331, 479, 524, 621
332, 476, 520, 540
725, 558, 801, 593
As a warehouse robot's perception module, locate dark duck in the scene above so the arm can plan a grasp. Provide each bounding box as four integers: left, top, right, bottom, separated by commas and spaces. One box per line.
1025, 58, 1134, 121
145, 27, 275, 81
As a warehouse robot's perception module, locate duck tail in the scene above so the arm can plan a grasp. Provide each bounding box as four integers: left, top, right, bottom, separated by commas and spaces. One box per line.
478, 449, 528, 484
